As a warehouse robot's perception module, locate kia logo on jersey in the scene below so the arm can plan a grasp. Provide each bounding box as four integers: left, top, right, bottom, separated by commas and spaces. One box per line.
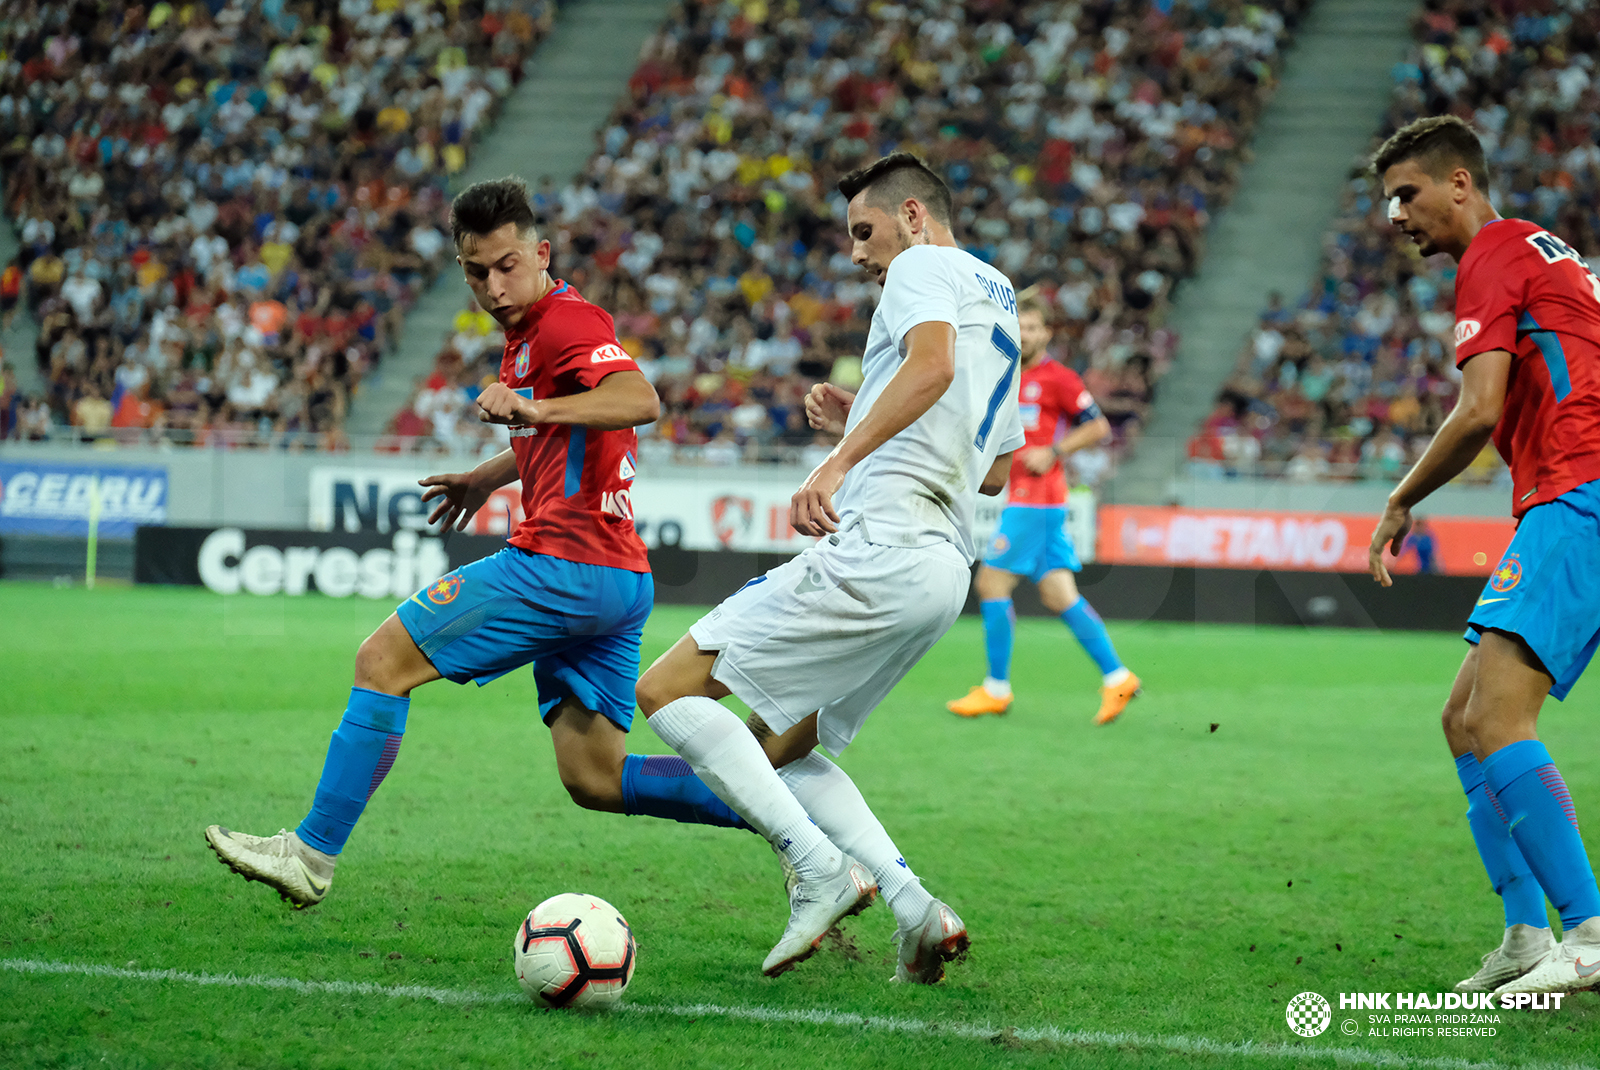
513, 342, 531, 378
711, 496, 754, 547
1454, 319, 1482, 347
590, 343, 631, 364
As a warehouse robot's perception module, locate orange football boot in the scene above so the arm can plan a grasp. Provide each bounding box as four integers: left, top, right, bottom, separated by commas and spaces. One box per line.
1093, 672, 1141, 725
946, 685, 1012, 718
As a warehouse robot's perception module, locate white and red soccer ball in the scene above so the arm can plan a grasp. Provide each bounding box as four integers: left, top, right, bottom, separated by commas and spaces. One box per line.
513, 893, 636, 1009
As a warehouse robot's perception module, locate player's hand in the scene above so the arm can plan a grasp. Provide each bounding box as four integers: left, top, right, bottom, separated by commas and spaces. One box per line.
420, 471, 492, 532
476, 382, 540, 425
791, 457, 846, 536
1368, 500, 1412, 587
1021, 446, 1056, 475
804, 383, 854, 437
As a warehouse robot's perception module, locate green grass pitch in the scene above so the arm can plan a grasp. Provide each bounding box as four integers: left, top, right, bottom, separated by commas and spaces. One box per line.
2, 583, 1597, 1069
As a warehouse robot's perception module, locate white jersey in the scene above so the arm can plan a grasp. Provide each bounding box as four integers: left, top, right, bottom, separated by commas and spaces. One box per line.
834, 244, 1026, 563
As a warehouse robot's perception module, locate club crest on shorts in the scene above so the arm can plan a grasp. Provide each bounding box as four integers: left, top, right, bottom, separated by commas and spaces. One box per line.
989, 534, 1010, 555
1489, 553, 1522, 592
513, 342, 531, 378
426, 573, 464, 604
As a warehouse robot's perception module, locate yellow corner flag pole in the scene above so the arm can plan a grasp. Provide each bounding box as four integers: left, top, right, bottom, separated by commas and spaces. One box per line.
85, 476, 100, 590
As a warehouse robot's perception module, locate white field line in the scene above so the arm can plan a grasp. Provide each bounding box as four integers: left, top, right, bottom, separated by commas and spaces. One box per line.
3, 958, 1593, 1070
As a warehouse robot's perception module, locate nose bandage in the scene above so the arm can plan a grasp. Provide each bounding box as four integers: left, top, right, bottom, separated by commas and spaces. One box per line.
1387, 196, 1402, 222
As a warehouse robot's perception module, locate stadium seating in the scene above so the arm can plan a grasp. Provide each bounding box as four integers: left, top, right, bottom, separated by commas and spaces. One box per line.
1189, 0, 1600, 483
0, 0, 554, 447
390, 0, 1310, 472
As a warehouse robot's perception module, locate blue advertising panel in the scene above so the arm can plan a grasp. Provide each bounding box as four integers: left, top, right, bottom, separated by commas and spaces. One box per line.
0, 462, 169, 537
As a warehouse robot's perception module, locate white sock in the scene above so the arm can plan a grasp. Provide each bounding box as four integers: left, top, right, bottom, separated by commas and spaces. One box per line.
1102, 667, 1131, 687
776, 750, 935, 930
648, 696, 841, 881
982, 676, 1011, 699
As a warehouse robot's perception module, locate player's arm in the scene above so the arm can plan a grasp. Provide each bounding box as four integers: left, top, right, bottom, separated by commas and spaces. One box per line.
980, 451, 1015, 496
790, 321, 955, 536
1055, 414, 1111, 457
420, 448, 519, 532
1368, 348, 1510, 585
476, 370, 661, 431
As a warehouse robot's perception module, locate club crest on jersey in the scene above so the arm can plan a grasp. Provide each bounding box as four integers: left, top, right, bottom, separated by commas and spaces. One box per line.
1489, 554, 1522, 593
1023, 382, 1041, 401
1455, 319, 1482, 347
619, 452, 636, 483
513, 342, 531, 378
426, 573, 464, 604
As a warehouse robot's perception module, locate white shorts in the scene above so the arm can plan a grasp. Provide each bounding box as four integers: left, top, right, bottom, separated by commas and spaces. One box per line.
689, 523, 970, 754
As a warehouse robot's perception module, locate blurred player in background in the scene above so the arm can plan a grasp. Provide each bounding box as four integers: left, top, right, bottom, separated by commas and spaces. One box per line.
1370, 115, 1600, 995
206, 177, 755, 908
946, 296, 1139, 724
635, 153, 1022, 984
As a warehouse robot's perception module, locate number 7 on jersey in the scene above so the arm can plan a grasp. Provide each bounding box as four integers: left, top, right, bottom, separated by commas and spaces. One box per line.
974, 323, 1020, 450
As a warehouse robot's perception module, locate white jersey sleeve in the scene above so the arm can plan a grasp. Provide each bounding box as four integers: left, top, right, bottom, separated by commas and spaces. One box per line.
832, 244, 1024, 563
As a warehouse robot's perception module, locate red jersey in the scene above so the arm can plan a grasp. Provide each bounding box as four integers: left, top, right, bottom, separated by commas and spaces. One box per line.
1006, 358, 1102, 506
1454, 219, 1600, 518
500, 280, 650, 572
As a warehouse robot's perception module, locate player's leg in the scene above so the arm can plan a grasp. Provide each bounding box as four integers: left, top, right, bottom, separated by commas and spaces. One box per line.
947, 564, 1020, 716
543, 685, 752, 830
1036, 514, 1139, 724
1469, 630, 1600, 994
1443, 642, 1552, 992
759, 718, 967, 983
205, 612, 439, 906
638, 636, 872, 975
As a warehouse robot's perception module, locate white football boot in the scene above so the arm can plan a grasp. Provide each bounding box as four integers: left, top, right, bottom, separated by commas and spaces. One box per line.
1456, 924, 1556, 992
1495, 917, 1600, 995
761, 856, 877, 977
205, 825, 336, 908
892, 899, 969, 984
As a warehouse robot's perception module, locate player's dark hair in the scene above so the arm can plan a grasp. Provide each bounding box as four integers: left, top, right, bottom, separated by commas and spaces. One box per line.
836, 152, 953, 226
450, 176, 538, 248
1371, 115, 1489, 194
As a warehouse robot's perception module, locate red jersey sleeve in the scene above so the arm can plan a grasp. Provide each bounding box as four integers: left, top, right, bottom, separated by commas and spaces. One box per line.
545, 304, 641, 393
1056, 366, 1103, 425
1454, 229, 1529, 366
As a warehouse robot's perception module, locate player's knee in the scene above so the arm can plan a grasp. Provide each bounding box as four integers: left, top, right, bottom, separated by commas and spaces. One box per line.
353, 632, 392, 691
559, 767, 621, 812
635, 668, 674, 718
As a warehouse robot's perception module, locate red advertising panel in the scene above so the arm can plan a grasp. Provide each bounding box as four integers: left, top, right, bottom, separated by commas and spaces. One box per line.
1098, 505, 1515, 576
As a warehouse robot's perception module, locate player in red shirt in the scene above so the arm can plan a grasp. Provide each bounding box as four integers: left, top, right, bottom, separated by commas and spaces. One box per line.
1370, 115, 1600, 995
945, 298, 1139, 724
206, 179, 756, 908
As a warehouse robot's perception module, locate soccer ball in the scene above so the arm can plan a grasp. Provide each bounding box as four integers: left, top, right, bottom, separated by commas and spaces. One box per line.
513, 892, 637, 1009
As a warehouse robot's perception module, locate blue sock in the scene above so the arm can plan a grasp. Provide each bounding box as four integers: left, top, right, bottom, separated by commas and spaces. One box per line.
295, 688, 409, 855
980, 599, 1014, 682
621, 754, 754, 831
1455, 752, 1548, 929
1482, 740, 1600, 931
1061, 597, 1123, 677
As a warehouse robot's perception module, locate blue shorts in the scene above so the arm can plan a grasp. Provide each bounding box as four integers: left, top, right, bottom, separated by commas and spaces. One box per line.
396, 547, 652, 730
1465, 480, 1600, 701
982, 505, 1081, 582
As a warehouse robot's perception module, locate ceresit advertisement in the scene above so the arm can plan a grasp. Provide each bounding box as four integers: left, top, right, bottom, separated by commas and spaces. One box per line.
1098, 505, 1514, 576
308, 465, 1095, 557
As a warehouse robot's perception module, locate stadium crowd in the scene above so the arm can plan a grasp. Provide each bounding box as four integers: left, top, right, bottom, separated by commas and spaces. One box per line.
1189, 0, 1600, 483
0, 0, 555, 445
394, 0, 1309, 471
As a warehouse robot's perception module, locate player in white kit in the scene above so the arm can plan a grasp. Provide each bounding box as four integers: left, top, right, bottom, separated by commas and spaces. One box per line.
635, 153, 1025, 983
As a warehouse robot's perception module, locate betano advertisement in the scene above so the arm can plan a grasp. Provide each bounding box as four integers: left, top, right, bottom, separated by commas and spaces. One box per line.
307, 465, 1095, 557
1098, 505, 1515, 576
